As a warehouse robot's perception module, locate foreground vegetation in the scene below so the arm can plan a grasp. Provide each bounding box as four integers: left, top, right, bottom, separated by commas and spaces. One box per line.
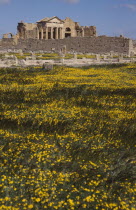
0, 63, 136, 209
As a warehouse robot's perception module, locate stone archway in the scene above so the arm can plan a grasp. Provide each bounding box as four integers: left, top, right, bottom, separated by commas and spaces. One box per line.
65, 27, 71, 38
3, 33, 13, 38
39, 32, 41, 39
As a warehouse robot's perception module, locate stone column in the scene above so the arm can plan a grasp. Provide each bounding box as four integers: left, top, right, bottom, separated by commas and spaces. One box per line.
55, 27, 58, 39
74, 52, 77, 61
118, 54, 123, 62
103, 55, 107, 61
61, 28, 63, 39
60, 28, 64, 39
62, 45, 67, 55
82, 28, 85, 37
37, 28, 39, 40
19, 49, 23, 56
110, 51, 113, 59
41, 28, 43, 39
57, 27, 59, 39
96, 54, 100, 62
51, 27, 53, 39
15, 56, 18, 66
59, 28, 61, 39
46, 27, 48, 40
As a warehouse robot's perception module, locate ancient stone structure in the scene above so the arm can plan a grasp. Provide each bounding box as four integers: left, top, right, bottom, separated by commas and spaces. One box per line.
132, 40, 136, 55
3, 33, 13, 38
0, 16, 135, 56
0, 36, 133, 56
17, 16, 97, 40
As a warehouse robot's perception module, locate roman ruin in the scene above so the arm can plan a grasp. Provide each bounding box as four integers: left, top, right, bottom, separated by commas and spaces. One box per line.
17, 16, 97, 40
0, 16, 136, 58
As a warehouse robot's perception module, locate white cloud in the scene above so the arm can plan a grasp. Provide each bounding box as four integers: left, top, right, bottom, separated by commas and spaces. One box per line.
0, 0, 10, 4
123, 4, 136, 11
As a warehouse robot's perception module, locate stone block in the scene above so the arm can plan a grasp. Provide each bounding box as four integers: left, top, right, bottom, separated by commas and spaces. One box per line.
19, 59, 26, 66
103, 55, 107, 60
74, 52, 77, 60
118, 54, 123, 62
96, 54, 100, 62
19, 49, 23, 56
43, 63, 53, 70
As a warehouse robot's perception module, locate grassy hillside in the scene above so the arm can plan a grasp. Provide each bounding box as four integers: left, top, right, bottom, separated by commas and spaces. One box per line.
0, 64, 136, 210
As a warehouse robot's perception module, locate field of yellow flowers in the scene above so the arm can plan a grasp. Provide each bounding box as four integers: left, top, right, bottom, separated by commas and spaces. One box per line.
0, 63, 136, 210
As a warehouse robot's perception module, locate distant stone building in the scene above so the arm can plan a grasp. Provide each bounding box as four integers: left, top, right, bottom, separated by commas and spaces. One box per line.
17, 16, 97, 40
1, 16, 134, 56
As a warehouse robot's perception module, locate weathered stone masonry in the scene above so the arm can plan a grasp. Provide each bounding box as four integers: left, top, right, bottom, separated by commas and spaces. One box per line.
0, 36, 133, 55
0, 16, 134, 55
17, 16, 96, 40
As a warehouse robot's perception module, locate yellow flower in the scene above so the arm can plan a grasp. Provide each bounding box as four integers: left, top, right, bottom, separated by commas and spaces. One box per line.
48, 202, 53, 207
68, 199, 75, 206
82, 204, 87, 208
28, 204, 33, 209
84, 196, 94, 202
35, 198, 40, 202
5, 197, 10, 201
22, 199, 27, 202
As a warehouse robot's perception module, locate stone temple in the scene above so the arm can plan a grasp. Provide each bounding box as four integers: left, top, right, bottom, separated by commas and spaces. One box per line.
1, 16, 135, 56
17, 16, 97, 40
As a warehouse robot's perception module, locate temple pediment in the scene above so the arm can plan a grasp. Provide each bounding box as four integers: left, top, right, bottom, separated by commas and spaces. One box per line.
37, 16, 64, 24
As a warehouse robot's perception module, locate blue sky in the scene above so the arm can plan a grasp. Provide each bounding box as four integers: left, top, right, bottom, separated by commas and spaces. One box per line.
0, 0, 136, 39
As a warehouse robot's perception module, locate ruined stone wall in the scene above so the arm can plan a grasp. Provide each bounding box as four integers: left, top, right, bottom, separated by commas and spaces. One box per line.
16, 18, 96, 40
18, 36, 132, 55
0, 38, 16, 48
0, 36, 133, 55
84, 26, 97, 37
128, 39, 134, 56
132, 40, 136, 54
25, 23, 37, 39
63, 17, 77, 37
25, 28, 37, 39
17, 22, 37, 39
